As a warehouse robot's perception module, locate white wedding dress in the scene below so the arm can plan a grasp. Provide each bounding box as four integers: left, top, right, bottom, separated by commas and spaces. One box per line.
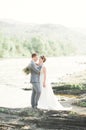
38, 66, 72, 110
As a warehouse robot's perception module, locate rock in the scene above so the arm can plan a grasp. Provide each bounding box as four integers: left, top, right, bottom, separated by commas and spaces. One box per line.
37, 111, 86, 130
21, 125, 31, 130
72, 94, 86, 107
0, 107, 86, 130
52, 84, 86, 95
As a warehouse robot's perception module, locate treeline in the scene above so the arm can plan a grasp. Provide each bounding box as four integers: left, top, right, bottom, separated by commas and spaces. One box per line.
0, 33, 75, 58
0, 21, 86, 58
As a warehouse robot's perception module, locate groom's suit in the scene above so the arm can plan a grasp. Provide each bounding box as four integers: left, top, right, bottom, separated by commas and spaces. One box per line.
29, 60, 42, 108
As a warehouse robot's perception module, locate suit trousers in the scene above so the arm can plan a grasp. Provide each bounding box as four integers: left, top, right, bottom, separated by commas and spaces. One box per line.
31, 82, 41, 108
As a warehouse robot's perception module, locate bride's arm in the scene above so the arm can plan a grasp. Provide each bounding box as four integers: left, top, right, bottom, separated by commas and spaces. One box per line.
43, 66, 46, 87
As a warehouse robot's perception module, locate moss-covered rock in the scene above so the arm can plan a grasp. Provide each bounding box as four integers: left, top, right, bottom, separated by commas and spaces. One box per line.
52, 83, 86, 95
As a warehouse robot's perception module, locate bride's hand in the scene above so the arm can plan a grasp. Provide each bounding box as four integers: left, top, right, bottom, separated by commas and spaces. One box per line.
43, 82, 46, 87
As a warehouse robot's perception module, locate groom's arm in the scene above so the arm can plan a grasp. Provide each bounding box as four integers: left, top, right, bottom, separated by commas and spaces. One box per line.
30, 61, 42, 74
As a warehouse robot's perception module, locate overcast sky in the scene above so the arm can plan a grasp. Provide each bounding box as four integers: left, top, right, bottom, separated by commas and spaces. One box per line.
0, 0, 86, 27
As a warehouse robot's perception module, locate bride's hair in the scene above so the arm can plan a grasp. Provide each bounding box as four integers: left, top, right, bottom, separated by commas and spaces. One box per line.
40, 56, 46, 63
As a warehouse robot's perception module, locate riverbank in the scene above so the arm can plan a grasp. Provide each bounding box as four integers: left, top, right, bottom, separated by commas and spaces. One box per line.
51, 69, 86, 115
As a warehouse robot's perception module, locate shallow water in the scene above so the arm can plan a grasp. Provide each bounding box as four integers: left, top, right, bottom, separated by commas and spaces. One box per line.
0, 56, 86, 108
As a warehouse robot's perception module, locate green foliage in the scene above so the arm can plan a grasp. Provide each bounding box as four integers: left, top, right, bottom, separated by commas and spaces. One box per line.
0, 34, 75, 58
70, 84, 86, 90
79, 101, 86, 107
0, 22, 79, 58
69, 111, 78, 116
73, 99, 86, 107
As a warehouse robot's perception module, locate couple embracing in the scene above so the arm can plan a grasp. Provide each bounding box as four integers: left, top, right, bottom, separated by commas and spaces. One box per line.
29, 53, 72, 110
29, 53, 46, 109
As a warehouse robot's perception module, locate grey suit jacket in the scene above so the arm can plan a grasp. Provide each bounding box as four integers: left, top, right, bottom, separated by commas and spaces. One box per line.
29, 60, 42, 83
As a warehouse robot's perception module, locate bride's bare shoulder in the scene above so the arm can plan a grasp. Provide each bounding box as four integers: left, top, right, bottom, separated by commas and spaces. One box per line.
42, 65, 46, 71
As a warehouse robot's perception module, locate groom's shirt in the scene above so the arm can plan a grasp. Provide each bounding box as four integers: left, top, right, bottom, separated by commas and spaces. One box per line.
29, 60, 42, 83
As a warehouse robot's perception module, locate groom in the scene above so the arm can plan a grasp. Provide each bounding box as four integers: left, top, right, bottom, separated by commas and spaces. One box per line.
29, 53, 42, 109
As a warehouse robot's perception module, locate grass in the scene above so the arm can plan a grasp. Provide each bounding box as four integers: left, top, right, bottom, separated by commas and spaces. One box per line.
52, 83, 86, 95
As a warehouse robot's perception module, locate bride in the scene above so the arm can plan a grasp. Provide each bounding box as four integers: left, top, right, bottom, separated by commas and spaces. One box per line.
38, 56, 72, 110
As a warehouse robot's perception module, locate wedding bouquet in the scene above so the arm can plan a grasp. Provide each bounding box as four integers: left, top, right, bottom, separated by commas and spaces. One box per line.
23, 65, 31, 75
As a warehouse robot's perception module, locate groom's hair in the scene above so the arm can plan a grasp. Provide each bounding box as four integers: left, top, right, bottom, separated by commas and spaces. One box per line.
32, 53, 37, 58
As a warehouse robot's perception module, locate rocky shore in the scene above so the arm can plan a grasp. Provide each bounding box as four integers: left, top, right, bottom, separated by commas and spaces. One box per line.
0, 107, 86, 130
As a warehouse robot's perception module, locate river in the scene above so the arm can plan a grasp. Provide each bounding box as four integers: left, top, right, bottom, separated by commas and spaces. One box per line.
0, 56, 86, 108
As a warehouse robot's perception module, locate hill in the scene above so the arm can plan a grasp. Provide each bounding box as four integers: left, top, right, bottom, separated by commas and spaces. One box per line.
0, 20, 86, 57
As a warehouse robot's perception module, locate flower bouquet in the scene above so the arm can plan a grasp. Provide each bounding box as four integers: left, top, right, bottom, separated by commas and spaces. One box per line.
23, 65, 30, 75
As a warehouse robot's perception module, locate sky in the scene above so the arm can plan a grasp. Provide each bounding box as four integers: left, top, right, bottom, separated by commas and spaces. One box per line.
0, 0, 86, 28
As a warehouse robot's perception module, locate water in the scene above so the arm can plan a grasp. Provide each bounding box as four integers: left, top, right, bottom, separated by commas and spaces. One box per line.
0, 56, 86, 108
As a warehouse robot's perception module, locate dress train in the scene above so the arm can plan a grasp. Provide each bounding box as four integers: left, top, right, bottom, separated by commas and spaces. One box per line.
38, 66, 72, 110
